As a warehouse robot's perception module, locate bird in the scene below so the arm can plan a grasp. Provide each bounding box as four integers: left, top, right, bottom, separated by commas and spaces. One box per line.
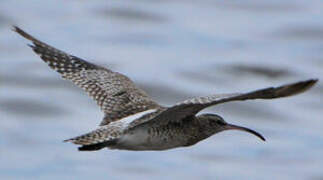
13, 26, 318, 151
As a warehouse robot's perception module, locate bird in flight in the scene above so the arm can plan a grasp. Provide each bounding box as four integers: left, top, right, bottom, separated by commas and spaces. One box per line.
14, 26, 317, 151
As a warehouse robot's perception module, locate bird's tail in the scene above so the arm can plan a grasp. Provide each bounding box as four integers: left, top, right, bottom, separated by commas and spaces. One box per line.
77, 141, 116, 151
64, 127, 118, 151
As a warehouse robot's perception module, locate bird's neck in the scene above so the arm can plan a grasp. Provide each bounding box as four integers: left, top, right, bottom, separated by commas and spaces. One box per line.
181, 117, 215, 147
196, 116, 222, 139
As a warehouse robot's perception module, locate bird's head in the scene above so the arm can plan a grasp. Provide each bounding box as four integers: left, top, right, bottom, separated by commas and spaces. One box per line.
197, 113, 265, 141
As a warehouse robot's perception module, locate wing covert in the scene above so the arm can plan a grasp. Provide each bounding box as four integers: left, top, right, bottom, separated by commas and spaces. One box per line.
14, 26, 160, 125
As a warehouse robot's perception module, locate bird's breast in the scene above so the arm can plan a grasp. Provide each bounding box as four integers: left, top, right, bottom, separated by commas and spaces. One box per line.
113, 123, 200, 151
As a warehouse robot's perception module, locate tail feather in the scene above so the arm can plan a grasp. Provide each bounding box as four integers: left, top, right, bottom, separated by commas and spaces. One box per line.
64, 126, 120, 151
78, 141, 117, 151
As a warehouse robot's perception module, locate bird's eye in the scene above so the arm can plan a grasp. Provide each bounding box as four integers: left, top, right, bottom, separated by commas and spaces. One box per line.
217, 121, 226, 125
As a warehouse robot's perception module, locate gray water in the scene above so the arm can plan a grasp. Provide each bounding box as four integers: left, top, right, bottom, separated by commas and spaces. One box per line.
1, 0, 322, 179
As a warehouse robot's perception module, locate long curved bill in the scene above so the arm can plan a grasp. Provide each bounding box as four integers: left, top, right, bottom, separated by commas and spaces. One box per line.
225, 124, 266, 141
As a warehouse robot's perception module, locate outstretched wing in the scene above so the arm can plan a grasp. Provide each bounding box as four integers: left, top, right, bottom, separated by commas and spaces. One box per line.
14, 26, 159, 126
135, 79, 317, 127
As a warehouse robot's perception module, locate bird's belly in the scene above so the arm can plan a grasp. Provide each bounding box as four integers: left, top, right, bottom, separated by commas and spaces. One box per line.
112, 129, 184, 151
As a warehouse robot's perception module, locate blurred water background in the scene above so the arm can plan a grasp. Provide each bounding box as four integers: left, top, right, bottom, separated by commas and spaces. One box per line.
0, 0, 322, 179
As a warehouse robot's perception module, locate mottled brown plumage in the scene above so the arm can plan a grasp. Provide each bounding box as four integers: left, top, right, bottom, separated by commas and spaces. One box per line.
14, 26, 318, 151
13, 26, 159, 126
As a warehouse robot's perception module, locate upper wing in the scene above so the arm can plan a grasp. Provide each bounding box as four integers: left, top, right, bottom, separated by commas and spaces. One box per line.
14, 26, 160, 126
137, 79, 317, 126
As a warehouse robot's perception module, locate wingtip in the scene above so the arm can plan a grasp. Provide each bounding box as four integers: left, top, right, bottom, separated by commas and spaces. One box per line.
278, 78, 318, 98
12, 25, 24, 34
12, 25, 36, 42
11, 25, 18, 32
308, 78, 318, 84
299, 78, 318, 90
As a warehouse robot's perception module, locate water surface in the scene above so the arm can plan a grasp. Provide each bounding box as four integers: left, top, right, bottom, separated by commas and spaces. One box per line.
0, 0, 322, 179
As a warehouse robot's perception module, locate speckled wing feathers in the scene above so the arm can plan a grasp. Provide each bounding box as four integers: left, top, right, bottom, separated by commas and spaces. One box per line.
14, 26, 159, 125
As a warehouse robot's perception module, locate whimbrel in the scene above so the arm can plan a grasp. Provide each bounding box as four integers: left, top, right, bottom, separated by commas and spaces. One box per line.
14, 26, 317, 151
